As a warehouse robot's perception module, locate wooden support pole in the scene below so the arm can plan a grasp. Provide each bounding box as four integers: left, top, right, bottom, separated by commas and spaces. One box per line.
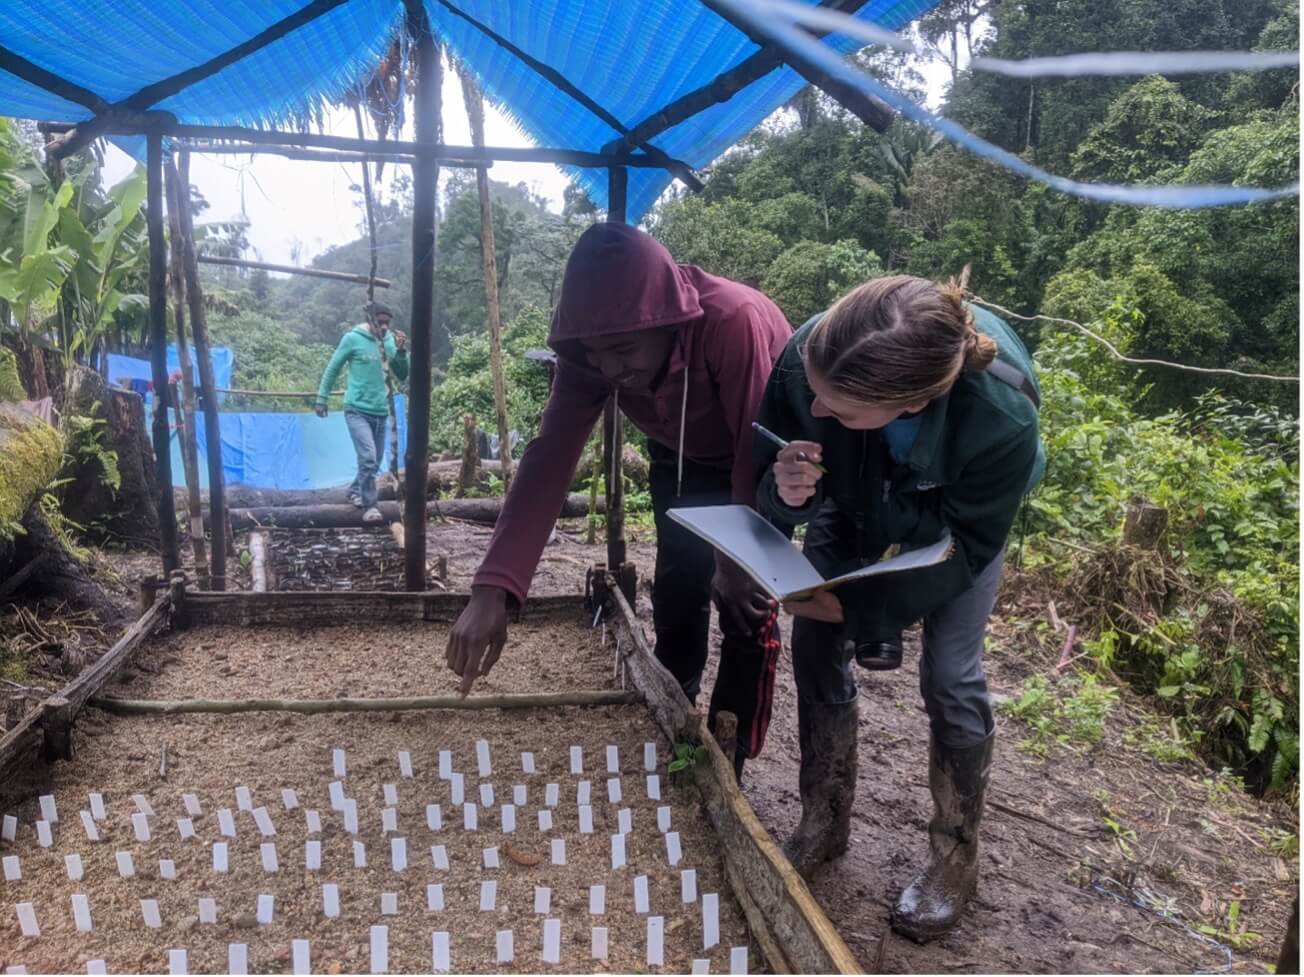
196, 254, 392, 288
164, 158, 210, 589
604, 166, 631, 596
90, 689, 641, 716
145, 130, 180, 579
459, 63, 513, 490
177, 150, 227, 590
404, 0, 442, 591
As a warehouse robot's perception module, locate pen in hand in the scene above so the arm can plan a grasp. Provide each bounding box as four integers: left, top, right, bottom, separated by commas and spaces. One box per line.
751, 421, 827, 474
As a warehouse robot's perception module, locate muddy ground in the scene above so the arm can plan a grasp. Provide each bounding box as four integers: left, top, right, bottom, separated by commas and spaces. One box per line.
14, 518, 1302, 973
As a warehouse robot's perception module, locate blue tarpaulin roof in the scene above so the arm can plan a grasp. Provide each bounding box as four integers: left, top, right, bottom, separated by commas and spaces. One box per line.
0, 0, 936, 220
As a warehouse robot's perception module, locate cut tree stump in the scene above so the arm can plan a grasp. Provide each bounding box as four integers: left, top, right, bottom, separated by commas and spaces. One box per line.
1123, 496, 1169, 550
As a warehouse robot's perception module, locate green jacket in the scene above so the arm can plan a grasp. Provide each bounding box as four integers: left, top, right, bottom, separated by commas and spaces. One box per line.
755, 304, 1045, 640
316, 324, 409, 417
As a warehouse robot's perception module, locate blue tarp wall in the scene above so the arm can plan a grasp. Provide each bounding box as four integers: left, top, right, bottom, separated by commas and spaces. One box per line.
106, 345, 235, 397
152, 397, 407, 491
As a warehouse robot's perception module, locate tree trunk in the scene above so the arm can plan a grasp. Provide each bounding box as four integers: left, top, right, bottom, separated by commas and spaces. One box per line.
458, 413, 479, 498
1123, 496, 1169, 551
59, 365, 160, 547
214, 494, 603, 531
458, 63, 514, 490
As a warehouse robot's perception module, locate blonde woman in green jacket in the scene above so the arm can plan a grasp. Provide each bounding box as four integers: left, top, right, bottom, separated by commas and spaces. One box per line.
314, 302, 408, 523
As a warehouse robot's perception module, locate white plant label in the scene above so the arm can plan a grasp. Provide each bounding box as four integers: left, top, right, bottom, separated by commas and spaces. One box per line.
140, 898, 161, 929
431, 844, 449, 871
644, 742, 657, 771
666, 831, 683, 866
176, 817, 196, 841
731, 946, 749, 974
521, 752, 535, 774
89, 793, 106, 821
2, 855, 19, 881
198, 897, 217, 924
322, 883, 340, 918
476, 739, 492, 778
578, 805, 594, 834
212, 842, 229, 873
703, 892, 720, 948
545, 783, 559, 807
657, 805, 672, 833
381, 892, 399, 914
234, 785, 252, 812
305, 809, 321, 834
228, 944, 248, 977
617, 808, 632, 835
382, 807, 398, 833
463, 804, 477, 832
159, 859, 176, 880
370, 925, 389, 974
479, 783, 495, 808
646, 774, 662, 800
681, 868, 698, 904
427, 883, 445, 912
132, 794, 154, 817
342, 799, 358, 835
576, 780, 591, 806
328, 781, 346, 810
72, 892, 92, 928
479, 879, 497, 912
606, 745, 619, 773
183, 793, 203, 816
217, 808, 236, 838
304, 840, 322, 871
592, 926, 609, 960
167, 948, 186, 975
432, 931, 451, 973
501, 805, 516, 833
65, 853, 84, 881
253, 807, 276, 837
391, 837, 408, 872
607, 778, 623, 804
281, 788, 299, 810
38, 794, 57, 824
647, 915, 665, 966
513, 784, 527, 806
542, 917, 561, 964
692, 959, 711, 974
87, 961, 107, 976
35, 820, 53, 848
634, 874, 650, 913
482, 846, 499, 869
383, 783, 399, 807
450, 774, 465, 806
292, 939, 310, 976
570, 746, 583, 774
551, 838, 567, 865
398, 751, 413, 778
332, 748, 346, 778
257, 894, 274, 925
610, 832, 626, 870
534, 886, 551, 914
353, 840, 367, 868
115, 850, 135, 878
15, 902, 39, 937
426, 804, 442, 831
590, 884, 606, 915
496, 929, 514, 964
260, 842, 279, 873
438, 750, 452, 780
538, 809, 553, 832
1, 814, 16, 841
80, 810, 100, 843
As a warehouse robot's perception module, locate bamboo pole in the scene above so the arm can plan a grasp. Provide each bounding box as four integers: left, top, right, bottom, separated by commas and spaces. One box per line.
176, 150, 228, 590
164, 158, 210, 589
403, 0, 441, 591
145, 130, 180, 579
196, 254, 392, 288
458, 62, 514, 491
90, 689, 641, 716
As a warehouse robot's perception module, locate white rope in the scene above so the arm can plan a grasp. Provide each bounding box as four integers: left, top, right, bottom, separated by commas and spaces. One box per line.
969, 295, 1300, 384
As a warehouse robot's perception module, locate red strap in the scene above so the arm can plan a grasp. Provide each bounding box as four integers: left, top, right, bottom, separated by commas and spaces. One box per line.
744, 606, 782, 758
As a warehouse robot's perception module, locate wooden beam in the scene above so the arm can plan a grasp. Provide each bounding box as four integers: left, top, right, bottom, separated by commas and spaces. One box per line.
196, 254, 392, 288
404, 0, 441, 591
177, 150, 228, 590
146, 131, 180, 579
48, 0, 350, 159
430, 0, 704, 191
603, 166, 629, 589
90, 689, 641, 716
606, 0, 887, 154
0, 45, 107, 113
699, 0, 895, 132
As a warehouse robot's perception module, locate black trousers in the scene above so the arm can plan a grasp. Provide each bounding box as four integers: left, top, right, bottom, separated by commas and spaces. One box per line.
792, 503, 1000, 747
647, 440, 778, 754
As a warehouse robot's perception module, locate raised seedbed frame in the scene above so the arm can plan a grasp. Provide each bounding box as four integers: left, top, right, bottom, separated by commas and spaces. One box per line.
2, 578, 860, 974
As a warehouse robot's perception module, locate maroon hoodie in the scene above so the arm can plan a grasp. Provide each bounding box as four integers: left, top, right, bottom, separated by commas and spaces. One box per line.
473, 223, 791, 604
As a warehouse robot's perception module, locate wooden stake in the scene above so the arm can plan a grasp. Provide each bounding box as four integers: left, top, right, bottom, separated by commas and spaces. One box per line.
404, 0, 441, 591
458, 62, 514, 491
458, 413, 479, 498
145, 130, 180, 579
176, 150, 227, 590
90, 689, 642, 716
164, 157, 210, 589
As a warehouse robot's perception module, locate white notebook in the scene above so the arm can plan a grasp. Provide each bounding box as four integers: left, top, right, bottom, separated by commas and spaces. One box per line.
667, 504, 953, 600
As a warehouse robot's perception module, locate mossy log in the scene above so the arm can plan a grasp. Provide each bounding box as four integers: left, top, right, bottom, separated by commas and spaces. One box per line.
0, 403, 63, 540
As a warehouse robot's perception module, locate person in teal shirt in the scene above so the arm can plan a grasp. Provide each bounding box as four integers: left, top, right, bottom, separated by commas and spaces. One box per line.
314, 302, 409, 522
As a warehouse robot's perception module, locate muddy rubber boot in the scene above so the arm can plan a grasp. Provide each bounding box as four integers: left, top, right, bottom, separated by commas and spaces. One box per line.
783, 697, 858, 879
891, 730, 995, 942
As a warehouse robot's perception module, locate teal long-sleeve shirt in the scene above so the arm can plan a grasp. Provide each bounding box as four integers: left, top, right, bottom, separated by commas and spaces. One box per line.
316, 324, 409, 416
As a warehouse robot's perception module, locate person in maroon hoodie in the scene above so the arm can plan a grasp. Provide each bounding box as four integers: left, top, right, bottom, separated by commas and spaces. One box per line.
446, 223, 791, 775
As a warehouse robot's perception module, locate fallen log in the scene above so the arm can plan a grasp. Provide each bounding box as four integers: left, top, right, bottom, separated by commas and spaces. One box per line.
210, 493, 603, 531
89, 688, 640, 716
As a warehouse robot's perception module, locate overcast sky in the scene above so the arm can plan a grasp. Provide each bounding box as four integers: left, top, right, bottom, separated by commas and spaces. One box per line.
102, 55, 955, 268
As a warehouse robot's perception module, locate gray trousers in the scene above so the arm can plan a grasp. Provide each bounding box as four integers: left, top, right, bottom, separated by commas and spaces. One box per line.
791, 505, 1002, 748
344, 409, 387, 509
